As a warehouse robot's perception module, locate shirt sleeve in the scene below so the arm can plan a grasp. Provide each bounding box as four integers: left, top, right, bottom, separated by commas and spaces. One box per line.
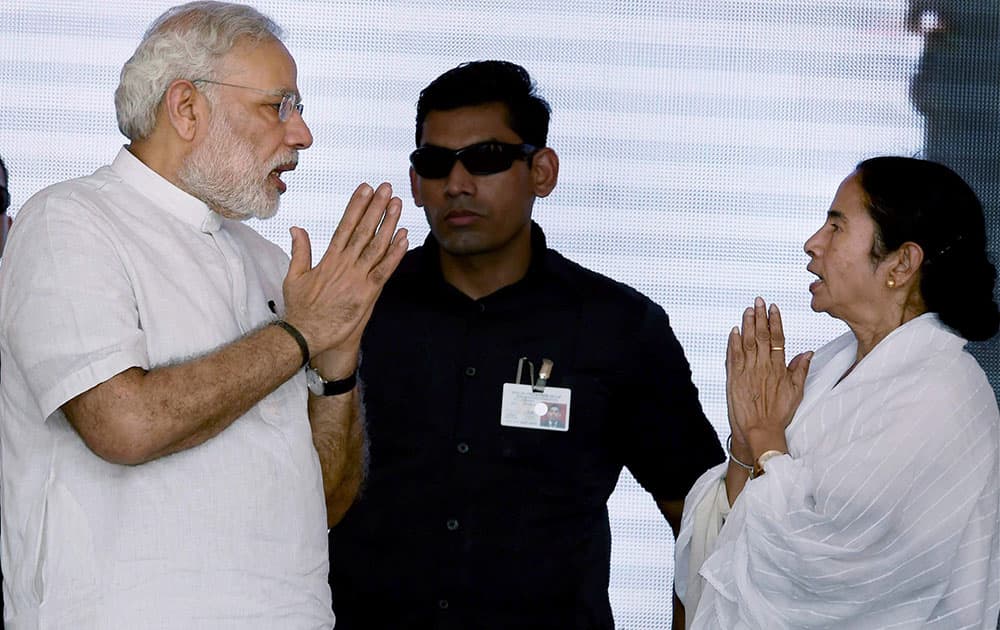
1, 191, 148, 421
620, 300, 725, 501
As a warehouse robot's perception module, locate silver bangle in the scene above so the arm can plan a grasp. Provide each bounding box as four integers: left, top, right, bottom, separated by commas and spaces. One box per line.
726, 434, 754, 474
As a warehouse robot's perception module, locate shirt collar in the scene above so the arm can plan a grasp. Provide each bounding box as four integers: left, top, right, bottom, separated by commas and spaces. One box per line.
111, 146, 223, 234
410, 221, 559, 310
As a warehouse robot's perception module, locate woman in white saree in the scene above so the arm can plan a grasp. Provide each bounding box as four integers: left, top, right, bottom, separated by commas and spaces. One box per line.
676, 157, 1000, 629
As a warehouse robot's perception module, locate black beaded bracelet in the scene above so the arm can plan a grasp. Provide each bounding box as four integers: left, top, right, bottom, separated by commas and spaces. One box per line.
272, 320, 310, 368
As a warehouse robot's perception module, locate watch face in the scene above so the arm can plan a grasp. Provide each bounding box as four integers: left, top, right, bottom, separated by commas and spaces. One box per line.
306, 368, 324, 395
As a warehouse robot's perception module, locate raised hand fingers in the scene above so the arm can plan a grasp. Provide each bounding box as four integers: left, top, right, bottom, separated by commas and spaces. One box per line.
282, 183, 407, 356
327, 183, 378, 257
368, 226, 409, 287
753, 296, 772, 364
768, 302, 787, 365
321, 182, 403, 273
726, 325, 744, 377
740, 305, 756, 358
287, 226, 313, 279
726, 299, 807, 438
343, 183, 396, 259
357, 195, 402, 267
788, 351, 813, 391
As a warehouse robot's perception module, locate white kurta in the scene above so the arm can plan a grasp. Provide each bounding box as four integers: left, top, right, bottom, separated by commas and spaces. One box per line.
676, 314, 1000, 629
0, 148, 334, 629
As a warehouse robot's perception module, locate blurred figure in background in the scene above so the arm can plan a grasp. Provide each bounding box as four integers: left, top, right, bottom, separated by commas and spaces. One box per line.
909, 0, 1000, 403
0, 152, 8, 628
0, 155, 10, 257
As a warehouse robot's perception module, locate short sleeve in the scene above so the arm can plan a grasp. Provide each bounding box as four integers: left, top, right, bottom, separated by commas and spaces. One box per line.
620, 300, 724, 500
0, 191, 148, 420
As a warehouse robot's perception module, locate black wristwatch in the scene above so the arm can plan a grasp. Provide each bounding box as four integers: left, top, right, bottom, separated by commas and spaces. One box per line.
305, 366, 357, 396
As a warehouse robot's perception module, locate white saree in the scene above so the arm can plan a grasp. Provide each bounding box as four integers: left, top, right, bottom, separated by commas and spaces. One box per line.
676, 314, 1000, 629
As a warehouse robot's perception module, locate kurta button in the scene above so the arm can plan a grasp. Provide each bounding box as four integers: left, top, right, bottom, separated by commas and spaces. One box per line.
446, 518, 459, 530
478, 303, 486, 313
438, 599, 449, 610
464, 367, 476, 377
456, 442, 470, 454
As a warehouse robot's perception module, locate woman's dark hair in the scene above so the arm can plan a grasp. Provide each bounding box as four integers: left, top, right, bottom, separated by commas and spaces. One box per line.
856, 156, 999, 340
414, 60, 551, 148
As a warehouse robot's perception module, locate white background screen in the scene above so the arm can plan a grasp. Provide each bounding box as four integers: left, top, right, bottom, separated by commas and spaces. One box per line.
5, 1, 995, 627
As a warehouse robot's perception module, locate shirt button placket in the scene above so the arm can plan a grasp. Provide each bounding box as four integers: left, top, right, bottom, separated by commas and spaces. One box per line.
446, 310, 481, 622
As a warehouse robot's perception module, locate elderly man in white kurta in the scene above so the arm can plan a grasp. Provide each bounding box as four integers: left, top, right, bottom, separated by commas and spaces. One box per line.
0, 3, 408, 628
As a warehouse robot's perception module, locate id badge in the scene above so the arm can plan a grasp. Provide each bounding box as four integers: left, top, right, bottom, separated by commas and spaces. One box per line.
500, 383, 571, 432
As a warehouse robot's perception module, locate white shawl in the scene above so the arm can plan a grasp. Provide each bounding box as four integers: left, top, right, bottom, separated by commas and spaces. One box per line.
676, 314, 1000, 629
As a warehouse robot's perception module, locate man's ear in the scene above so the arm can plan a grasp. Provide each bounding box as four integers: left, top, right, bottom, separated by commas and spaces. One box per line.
887, 241, 925, 288
530, 147, 559, 198
409, 165, 424, 207
162, 79, 203, 142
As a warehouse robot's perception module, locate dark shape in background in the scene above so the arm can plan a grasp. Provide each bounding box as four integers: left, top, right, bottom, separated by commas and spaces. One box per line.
909, 1, 1000, 405
0, 153, 6, 629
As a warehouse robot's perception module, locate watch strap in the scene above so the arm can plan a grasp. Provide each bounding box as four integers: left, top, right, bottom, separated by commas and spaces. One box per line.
310, 367, 358, 396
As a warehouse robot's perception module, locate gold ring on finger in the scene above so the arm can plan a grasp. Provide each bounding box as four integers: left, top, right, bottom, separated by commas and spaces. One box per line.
770, 346, 784, 351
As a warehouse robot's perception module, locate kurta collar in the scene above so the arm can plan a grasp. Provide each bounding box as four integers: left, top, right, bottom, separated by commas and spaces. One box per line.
111, 147, 223, 234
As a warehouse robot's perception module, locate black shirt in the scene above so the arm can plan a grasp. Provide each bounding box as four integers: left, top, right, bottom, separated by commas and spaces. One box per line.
330, 223, 724, 629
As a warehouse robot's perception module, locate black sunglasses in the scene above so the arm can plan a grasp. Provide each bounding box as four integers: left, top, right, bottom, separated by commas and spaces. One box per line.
409, 141, 538, 179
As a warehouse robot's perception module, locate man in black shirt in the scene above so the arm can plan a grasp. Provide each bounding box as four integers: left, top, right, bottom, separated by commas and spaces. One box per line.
329, 60, 724, 629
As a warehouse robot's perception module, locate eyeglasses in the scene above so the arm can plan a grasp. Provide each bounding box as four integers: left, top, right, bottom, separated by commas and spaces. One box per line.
191, 79, 304, 122
409, 141, 537, 179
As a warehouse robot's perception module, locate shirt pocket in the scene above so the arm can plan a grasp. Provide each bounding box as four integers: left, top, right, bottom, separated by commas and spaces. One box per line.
497, 373, 615, 500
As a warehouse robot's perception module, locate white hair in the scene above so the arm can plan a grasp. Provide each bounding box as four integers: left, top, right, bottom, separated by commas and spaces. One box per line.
115, 1, 283, 141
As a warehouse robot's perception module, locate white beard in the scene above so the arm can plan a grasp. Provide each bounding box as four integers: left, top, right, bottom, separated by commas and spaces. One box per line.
178, 109, 297, 221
